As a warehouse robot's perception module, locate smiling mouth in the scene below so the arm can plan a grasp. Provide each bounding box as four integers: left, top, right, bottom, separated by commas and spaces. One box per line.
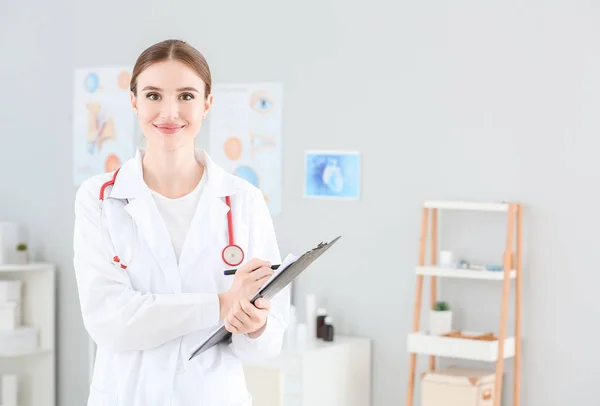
153, 124, 185, 135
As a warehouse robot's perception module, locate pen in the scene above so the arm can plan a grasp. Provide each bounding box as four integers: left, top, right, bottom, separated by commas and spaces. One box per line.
223, 264, 281, 276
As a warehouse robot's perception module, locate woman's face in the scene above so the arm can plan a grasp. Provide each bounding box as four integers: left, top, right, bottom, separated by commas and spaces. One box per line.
130, 59, 212, 151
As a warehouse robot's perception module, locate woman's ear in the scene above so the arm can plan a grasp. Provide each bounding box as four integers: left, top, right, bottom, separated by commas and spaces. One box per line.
130, 91, 138, 115
203, 93, 214, 118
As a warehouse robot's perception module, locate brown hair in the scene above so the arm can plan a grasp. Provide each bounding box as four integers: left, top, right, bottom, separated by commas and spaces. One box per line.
130, 39, 212, 99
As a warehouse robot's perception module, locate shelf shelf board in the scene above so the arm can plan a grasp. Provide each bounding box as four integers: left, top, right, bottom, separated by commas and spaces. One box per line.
416, 266, 516, 280
407, 332, 515, 362
0, 262, 55, 273
0, 348, 53, 358
423, 200, 511, 212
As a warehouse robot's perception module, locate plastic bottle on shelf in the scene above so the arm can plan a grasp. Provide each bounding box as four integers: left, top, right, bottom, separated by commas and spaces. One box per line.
316, 308, 327, 339
323, 316, 334, 342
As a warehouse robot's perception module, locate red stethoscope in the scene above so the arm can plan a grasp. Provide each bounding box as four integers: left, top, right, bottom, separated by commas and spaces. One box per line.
99, 168, 245, 270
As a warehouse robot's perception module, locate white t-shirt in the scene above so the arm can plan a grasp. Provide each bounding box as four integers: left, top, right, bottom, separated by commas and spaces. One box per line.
150, 174, 206, 263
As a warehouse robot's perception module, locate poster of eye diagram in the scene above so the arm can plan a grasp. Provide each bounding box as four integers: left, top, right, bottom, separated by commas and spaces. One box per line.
304, 150, 361, 200
208, 83, 283, 215
72, 67, 135, 186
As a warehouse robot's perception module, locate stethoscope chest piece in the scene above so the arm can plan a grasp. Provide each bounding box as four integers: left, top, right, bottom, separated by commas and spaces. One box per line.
222, 244, 244, 267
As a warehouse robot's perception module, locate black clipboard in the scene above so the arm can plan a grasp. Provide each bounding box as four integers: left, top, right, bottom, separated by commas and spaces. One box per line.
188, 236, 341, 361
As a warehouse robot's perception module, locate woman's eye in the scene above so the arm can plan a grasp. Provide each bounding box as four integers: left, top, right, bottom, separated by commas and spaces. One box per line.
146, 93, 160, 100
180, 93, 194, 101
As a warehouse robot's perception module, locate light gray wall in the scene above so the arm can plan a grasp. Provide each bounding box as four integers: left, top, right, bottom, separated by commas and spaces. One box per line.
1, 1, 599, 405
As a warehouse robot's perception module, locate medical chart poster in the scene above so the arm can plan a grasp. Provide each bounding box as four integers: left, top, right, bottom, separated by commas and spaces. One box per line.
208, 83, 283, 215
72, 67, 135, 186
304, 150, 361, 200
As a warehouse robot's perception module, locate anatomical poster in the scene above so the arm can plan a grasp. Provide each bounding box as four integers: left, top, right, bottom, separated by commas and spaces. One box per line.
72, 67, 135, 186
208, 83, 283, 215
304, 150, 361, 200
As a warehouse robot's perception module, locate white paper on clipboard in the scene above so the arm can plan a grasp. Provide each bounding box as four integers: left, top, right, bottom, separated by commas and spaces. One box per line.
259, 253, 299, 291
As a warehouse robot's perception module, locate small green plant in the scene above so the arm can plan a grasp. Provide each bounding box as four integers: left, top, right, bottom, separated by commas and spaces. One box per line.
16, 242, 28, 251
434, 301, 450, 311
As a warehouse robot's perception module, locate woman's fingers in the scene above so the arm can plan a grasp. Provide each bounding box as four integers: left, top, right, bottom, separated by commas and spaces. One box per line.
225, 317, 239, 333
239, 258, 271, 275
253, 298, 271, 311
249, 265, 274, 282
233, 300, 252, 325
226, 299, 270, 335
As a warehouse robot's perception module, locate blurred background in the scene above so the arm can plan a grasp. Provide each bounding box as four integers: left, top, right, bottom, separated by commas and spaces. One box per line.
1, 1, 600, 405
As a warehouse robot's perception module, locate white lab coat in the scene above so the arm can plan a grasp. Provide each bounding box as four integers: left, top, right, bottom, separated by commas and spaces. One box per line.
73, 148, 290, 406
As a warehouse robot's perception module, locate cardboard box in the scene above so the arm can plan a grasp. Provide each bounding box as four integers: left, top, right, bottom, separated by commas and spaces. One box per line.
0, 302, 20, 330
0, 280, 22, 303
421, 366, 496, 406
0, 327, 37, 356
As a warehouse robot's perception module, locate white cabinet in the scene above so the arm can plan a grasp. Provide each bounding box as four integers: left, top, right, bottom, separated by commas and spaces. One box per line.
244, 336, 371, 406
0, 263, 55, 406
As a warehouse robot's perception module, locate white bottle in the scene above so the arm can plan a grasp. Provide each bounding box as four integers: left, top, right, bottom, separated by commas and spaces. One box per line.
285, 304, 297, 349
296, 323, 307, 348
305, 294, 316, 343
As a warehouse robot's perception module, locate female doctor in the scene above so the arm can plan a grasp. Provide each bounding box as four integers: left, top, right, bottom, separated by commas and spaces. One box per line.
73, 39, 290, 406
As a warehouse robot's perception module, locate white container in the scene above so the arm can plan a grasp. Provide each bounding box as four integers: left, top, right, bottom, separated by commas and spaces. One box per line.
429, 309, 452, 335
0, 223, 19, 265
407, 331, 515, 362
295, 323, 307, 347
0, 280, 22, 302
284, 304, 297, 349
1, 374, 18, 406
0, 327, 37, 355
0, 302, 20, 330
14, 250, 28, 264
439, 250, 453, 267
305, 294, 316, 341
421, 366, 496, 406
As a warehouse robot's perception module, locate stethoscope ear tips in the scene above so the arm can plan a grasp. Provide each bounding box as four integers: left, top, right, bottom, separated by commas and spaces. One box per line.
112, 256, 128, 270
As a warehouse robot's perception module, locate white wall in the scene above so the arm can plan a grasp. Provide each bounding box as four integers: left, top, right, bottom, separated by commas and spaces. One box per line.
1, 1, 600, 405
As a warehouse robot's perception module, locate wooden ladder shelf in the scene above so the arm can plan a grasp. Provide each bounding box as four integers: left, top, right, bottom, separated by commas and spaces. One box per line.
406, 200, 523, 406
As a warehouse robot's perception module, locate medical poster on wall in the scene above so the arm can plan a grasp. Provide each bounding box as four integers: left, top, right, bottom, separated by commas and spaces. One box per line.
72, 67, 135, 186
304, 150, 361, 200
208, 83, 283, 215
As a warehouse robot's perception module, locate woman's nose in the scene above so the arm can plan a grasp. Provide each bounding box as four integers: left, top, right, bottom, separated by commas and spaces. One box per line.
161, 99, 180, 119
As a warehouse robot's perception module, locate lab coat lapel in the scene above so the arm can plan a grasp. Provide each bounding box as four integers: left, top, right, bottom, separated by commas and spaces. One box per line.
178, 150, 240, 280
110, 149, 182, 293
124, 195, 182, 293
178, 185, 229, 279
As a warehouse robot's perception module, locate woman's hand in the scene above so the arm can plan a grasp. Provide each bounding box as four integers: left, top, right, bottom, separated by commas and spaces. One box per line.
218, 258, 274, 320
224, 297, 271, 337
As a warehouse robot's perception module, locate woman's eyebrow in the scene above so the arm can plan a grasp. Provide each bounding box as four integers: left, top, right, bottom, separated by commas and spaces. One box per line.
141, 86, 199, 92
177, 87, 199, 92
